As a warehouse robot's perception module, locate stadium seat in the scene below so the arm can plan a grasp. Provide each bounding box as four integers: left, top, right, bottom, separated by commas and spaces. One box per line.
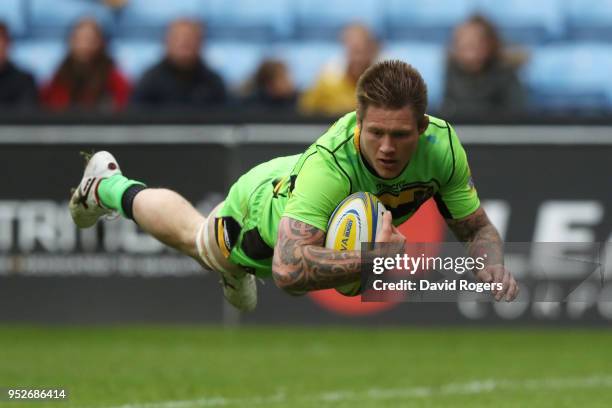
110, 40, 164, 82
116, 0, 206, 38
385, 0, 475, 42
11, 40, 66, 84
29, 0, 115, 37
294, 0, 384, 40
204, 0, 293, 41
383, 43, 446, 110
523, 44, 612, 110
205, 42, 264, 89
566, 0, 612, 41
473, 0, 564, 43
0, 0, 27, 38
270, 41, 342, 90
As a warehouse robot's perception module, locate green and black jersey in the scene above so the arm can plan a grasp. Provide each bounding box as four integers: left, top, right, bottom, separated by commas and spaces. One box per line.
218, 111, 480, 277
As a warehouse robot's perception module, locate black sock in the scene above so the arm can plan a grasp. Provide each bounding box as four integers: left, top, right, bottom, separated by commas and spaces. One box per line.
121, 185, 147, 220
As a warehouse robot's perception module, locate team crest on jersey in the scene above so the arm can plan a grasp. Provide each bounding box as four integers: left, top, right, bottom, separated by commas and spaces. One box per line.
375, 182, 435, 219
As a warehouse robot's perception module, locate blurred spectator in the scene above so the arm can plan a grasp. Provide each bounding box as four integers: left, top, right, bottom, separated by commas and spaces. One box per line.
0, 22, 38, 109
299, 23, 379, 115
242, 59, 297, 110
441, 15, 526, 117
41, 18, 130, 111
131, 19, 226, 109
101, 0, 128, 9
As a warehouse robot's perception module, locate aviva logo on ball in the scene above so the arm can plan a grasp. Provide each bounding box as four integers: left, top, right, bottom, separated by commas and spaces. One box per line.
334, 212, 358, 251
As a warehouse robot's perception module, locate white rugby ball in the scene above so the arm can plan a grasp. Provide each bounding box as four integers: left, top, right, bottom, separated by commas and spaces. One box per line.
325, 192, 386, 296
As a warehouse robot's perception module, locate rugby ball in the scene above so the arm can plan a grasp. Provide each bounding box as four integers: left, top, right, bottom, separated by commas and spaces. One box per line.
325, 192, 386, 296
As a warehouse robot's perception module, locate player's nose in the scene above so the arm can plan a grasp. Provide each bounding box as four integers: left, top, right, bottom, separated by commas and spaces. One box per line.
379, 136, 396, 155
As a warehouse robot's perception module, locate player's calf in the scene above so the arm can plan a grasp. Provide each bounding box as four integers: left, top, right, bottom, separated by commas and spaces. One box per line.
132, 188, 204, 259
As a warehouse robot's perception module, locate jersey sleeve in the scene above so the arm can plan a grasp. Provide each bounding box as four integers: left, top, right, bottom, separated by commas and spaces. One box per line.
435, 125, 480, 220
282, 151, 350, 232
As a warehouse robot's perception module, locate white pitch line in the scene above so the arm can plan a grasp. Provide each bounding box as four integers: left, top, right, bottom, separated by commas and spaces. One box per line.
89, 375, 612, 408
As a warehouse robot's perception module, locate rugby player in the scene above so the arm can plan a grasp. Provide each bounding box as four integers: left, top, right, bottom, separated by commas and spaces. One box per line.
69, 60, 518, 311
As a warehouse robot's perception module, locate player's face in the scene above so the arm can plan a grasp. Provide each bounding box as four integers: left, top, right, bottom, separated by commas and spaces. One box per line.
359, 105, 427, 179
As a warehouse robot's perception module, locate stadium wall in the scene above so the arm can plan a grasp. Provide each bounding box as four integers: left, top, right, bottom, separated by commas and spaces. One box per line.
1, 124, 611, 326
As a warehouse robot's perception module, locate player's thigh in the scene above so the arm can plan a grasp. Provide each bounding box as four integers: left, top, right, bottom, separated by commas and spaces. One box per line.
196, 202, 246, 276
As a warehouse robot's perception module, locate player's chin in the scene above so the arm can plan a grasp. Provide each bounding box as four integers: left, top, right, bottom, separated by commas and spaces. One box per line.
375, 166, 401, 179
376, 159, 403, 177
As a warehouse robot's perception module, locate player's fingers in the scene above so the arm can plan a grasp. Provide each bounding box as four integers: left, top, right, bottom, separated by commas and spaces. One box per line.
496, 271, 512, 301
390, 225, 405, 240
505, 278, 519, 301
491, 266, 505, 284
392, 235, 406, 253
377, 211, 393, 242
383, 210, 392, 227
513, 281, 521, 300
478, 268, 493, 283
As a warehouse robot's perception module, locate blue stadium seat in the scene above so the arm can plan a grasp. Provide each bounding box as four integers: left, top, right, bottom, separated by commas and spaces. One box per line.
117, 0, 206, 38
110, 40, 164, 82
385, 0, 475, 42
473, 0, 564, 43
294, 0, 384, 40
204, 0, 292, 40
566, 0, 612, 41
383, 43, 445, 110
0, 0, 27, 38
205, 42, 264, 89
29, 0, 115, 37
523, 44, 612, 110
270, 41, 342, 90
11, 40, 66, 83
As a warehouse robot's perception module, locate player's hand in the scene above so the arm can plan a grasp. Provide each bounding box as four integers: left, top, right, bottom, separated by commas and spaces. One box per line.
376, 211, 406, 251
475, 264, 519, 302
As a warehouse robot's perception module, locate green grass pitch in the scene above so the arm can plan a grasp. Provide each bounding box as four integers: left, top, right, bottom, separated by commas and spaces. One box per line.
1, 326, 611, 408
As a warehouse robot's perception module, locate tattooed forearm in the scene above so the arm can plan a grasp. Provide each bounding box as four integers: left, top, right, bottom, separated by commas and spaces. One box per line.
272, 217, 362, 294
446, 207, 504, 267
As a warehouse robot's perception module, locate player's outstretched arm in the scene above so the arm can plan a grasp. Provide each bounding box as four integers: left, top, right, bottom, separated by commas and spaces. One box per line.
446, 207, 519, 301
272, 217, 362, 295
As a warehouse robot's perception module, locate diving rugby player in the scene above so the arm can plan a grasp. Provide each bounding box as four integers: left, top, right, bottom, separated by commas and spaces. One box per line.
69, 60, 519, 311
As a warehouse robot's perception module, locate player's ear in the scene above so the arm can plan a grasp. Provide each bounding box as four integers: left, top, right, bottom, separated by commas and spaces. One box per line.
418, 115, 429, 135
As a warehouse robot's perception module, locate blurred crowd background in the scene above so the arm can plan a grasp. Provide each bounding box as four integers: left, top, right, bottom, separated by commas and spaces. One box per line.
0, 0, 611, 119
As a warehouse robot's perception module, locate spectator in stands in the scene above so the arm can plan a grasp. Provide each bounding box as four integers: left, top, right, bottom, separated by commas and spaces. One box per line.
242, 59, 297, 110
0, 22, 38, 108
41, 18, 130, 111
299, 23, 379, 115
101, 0, 128, 9
131, 19, 226, 109
441, 15, 526, 117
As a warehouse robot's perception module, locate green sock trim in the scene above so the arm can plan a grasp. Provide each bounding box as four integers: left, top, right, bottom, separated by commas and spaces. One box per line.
98, 174, 146, 218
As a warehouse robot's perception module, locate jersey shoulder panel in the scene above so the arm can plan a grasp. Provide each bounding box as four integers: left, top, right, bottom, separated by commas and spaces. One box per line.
314, 111, 358, 152
415, 115, 457, 185
290, 111, 358, 181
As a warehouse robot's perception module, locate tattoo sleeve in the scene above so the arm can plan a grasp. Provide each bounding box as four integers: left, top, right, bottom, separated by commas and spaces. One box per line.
446, 207, 504, 267
272, 216, 362, 294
